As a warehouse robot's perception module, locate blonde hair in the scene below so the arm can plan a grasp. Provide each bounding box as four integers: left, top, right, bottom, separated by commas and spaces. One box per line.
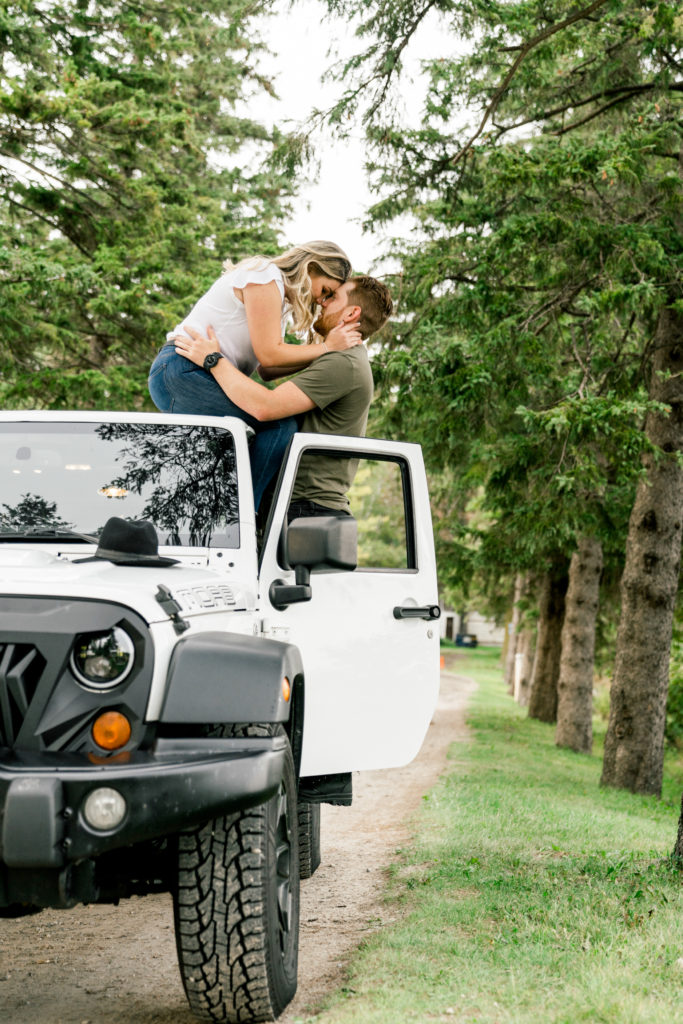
223, 240, 352, 336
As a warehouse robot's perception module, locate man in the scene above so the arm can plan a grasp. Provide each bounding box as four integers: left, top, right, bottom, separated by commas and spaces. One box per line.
174, 275, 393, 519
175, 276, 393, 810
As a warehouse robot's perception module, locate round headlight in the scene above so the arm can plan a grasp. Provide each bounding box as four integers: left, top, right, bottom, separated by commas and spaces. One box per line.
71, 627, 135, 690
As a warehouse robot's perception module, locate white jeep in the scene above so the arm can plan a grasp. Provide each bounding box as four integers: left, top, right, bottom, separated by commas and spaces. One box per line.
0, 411, 440, 1022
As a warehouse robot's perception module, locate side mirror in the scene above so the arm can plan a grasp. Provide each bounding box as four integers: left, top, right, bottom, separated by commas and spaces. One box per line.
270, 516, 358, 610
284, 516, 358, 572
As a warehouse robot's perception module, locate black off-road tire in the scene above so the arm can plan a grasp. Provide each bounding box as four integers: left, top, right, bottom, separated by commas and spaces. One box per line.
297, 800, 321, 880
0, 903, 41, 918
173, 725, 300, 1022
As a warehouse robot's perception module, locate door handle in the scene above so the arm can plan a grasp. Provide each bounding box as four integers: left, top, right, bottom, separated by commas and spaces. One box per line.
393, 605, 441, 621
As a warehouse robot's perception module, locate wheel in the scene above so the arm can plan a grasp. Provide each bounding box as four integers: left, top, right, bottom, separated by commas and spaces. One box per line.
297, 800, 321, 879
174, 725, 300, 1022
0, 903, 42, 918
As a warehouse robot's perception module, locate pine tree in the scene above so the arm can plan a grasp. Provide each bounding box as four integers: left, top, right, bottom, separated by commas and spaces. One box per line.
1, 0, 291, 408
324, 0, 682, 793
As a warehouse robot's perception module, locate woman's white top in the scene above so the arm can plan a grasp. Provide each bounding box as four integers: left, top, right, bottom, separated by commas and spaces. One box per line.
168, 261, 288, 376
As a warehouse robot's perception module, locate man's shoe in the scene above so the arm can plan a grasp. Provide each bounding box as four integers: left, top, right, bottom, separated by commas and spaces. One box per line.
298, 772, 352, 806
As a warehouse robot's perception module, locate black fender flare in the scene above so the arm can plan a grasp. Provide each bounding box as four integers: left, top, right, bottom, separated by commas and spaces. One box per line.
159, 632, 304, 726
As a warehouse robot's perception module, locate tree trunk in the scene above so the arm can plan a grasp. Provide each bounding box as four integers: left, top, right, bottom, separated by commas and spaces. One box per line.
528, 568, 568, 723
503, 618, 516, 694
601, 304, 683, 796
673, 792, 683, 863
504, 575, 524, 693
509, 573, 535, 706
515, 623, 536, 707
555, 537, 603, 753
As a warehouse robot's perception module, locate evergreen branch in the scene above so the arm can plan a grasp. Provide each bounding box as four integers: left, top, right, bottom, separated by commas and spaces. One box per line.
588, 180, 623, 220
639, 327, 659, 386
449, 0, 611, 167
493, 83, 667, 137
316, 0, 442, 130
570, 329, 593, 398
597, 313, 637, 396
533, 317, 551, 336
0, 151, 109, 213
364, 0, 441, 123
661, 49, 683, 73
520, 278, 595, 333
444, 273, 477, 285
42, 125, 158, 209
554, 90, 658, 136
7, 197, 91, 260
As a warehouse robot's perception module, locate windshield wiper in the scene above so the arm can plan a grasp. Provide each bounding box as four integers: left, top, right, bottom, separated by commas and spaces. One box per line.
0, 529, 99, 544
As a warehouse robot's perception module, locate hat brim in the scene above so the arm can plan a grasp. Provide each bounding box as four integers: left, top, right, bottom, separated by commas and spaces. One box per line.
74, 549, 179, 567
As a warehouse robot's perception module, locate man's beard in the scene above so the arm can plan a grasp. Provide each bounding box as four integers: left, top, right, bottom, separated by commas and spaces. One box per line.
313, 309, 336, 338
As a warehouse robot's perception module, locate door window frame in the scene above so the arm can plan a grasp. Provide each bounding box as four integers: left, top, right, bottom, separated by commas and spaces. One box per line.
260, 443, 418, 573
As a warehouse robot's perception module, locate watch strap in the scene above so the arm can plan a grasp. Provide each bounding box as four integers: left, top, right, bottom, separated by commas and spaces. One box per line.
203, 352, 224, 372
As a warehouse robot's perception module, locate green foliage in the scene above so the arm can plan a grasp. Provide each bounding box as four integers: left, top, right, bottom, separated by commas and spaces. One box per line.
348, 459, 408, 568
667, 672, 683, 748
328, 0, 682, 614
314, 649, 683, 1024
0, 365, 149, 410
593, 586, 683, 751
0, 0, 292, 408
667, 612, 683, 748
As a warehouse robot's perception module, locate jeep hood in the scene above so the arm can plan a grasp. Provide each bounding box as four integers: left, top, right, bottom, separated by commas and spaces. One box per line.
0, 547, 251, 622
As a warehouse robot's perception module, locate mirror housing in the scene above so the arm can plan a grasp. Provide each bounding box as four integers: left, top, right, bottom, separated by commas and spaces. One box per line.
284, 516, 358, 573
270, 517, 358, 610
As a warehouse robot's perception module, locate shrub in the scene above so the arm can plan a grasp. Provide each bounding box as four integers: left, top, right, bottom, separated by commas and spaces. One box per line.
666, 622, 683, 748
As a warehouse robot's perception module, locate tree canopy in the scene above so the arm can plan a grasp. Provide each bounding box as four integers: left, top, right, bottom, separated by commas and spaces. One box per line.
1, 0, 292, 409
321, 0, 682, 795
329, 0, 681, 605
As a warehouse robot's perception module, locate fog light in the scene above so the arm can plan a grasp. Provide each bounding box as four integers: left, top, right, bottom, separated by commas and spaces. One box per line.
83, 787, 127, 831
92, 711, 132, 751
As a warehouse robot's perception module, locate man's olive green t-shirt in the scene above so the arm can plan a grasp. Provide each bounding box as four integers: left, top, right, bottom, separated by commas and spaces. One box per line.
290, 346, 373, 510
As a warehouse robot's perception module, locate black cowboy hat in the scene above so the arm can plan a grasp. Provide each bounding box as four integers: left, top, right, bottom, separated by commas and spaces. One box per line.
76, 517, 178, 567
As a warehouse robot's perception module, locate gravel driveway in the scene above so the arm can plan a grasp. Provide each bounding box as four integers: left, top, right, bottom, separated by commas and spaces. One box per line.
0, 660, 474, 1024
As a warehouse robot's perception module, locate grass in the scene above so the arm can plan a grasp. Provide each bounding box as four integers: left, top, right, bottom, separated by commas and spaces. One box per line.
300, 648, 683, 1024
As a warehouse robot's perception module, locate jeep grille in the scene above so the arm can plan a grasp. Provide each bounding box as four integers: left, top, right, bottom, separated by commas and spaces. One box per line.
0, 643, 46, 747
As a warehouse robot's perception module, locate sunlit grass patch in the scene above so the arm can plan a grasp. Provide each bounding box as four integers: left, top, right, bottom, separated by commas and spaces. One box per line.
308, 647, 683, 1024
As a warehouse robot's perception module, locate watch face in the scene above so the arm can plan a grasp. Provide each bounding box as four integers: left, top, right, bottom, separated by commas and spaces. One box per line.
204, 352, 221, 369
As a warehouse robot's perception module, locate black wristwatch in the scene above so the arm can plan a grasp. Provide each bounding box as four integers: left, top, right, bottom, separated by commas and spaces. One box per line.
203, 351, 224, 372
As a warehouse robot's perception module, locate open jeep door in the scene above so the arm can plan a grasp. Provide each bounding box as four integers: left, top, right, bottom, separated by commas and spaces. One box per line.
259, 433, 441, 777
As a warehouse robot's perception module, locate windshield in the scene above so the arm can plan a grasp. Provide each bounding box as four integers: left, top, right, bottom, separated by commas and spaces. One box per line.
0, 422, 239, 548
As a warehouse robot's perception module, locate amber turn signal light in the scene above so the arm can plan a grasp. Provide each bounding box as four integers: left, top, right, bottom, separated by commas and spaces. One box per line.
92, 711, 132, 751
282, 677, 291, 703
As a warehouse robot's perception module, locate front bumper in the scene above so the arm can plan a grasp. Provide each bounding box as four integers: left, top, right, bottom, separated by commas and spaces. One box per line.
0, 735, 285, 870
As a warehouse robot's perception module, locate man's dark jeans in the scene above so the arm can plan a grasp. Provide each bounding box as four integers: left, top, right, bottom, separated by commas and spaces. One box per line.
287, 500, 352, 524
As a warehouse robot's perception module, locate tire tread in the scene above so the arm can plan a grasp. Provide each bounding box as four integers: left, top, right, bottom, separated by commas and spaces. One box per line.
174, 724, 298, 1022
297, 801, 321, 880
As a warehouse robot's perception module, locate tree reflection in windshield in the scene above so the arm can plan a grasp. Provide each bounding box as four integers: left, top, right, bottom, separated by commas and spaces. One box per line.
96, 423, 239, 547
0, 495, 73, 533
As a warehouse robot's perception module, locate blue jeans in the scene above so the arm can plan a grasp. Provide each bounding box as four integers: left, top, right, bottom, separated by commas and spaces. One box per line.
148, 345, 297, 511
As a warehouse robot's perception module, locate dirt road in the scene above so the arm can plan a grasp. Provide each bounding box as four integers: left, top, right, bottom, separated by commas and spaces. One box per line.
0, 661, 474, 1024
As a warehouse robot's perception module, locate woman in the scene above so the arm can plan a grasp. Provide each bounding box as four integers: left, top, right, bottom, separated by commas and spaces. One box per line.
148, 241, 360, 510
